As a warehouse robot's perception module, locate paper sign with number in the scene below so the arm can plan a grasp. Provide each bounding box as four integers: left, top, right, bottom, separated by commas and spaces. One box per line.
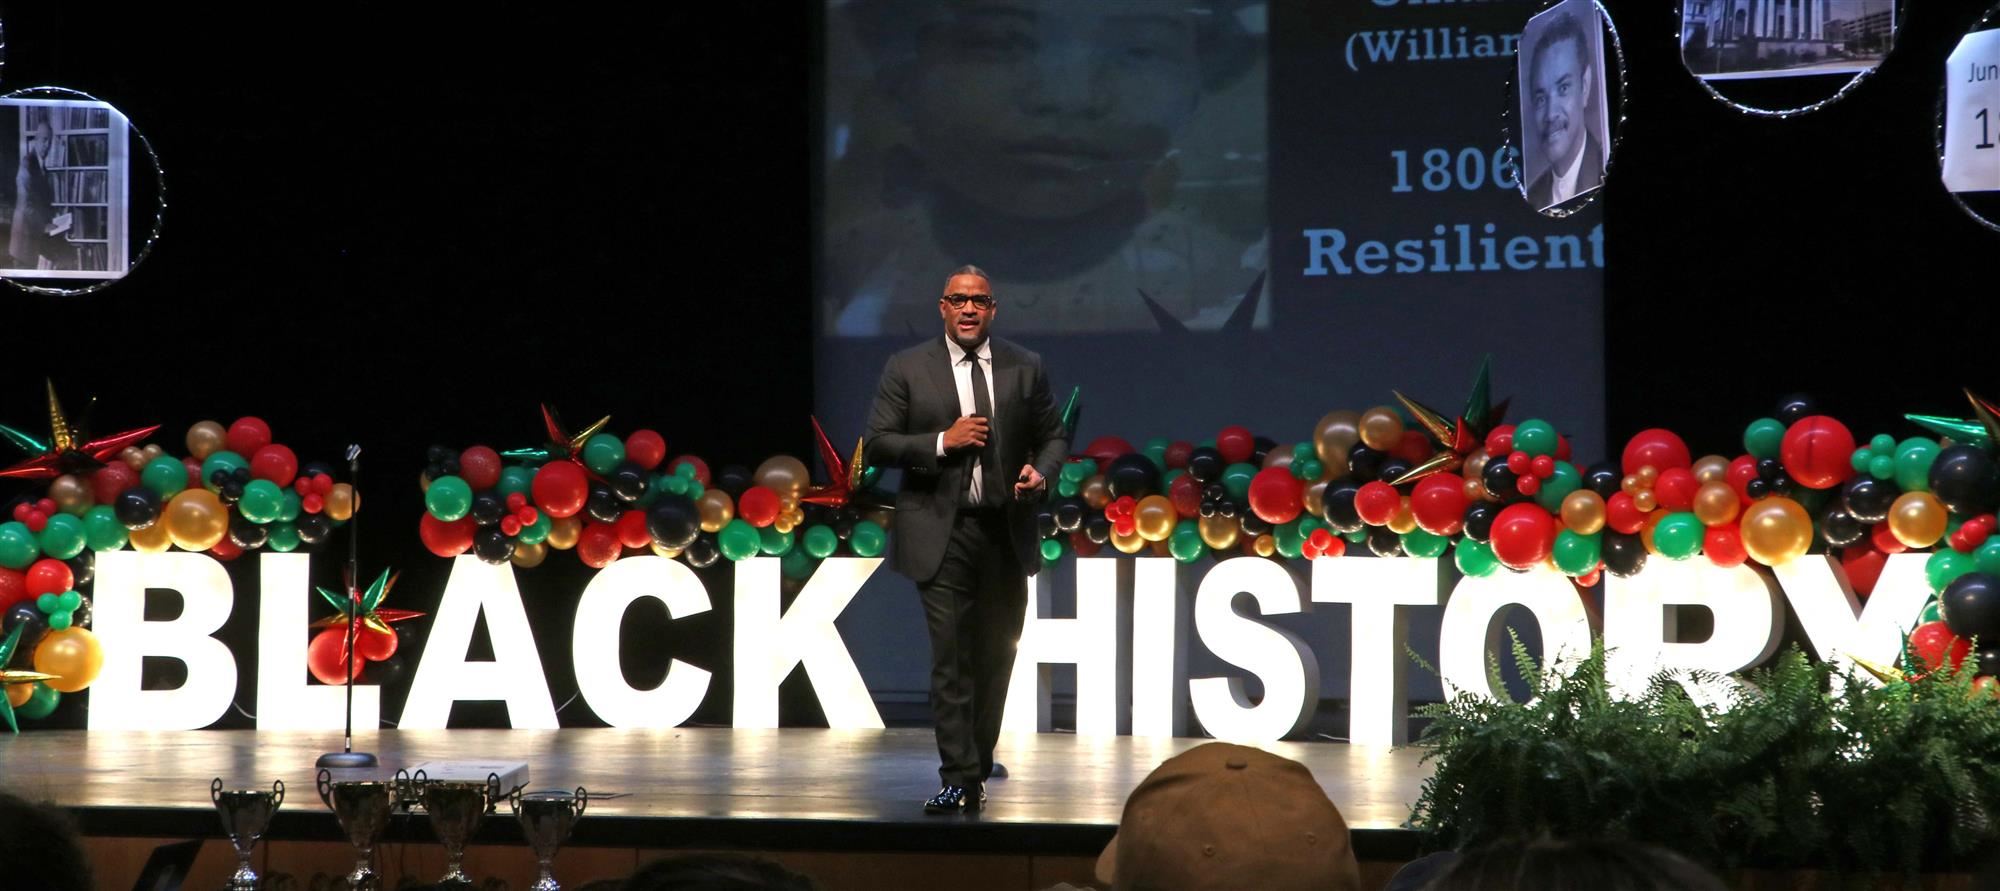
1944, 29, 2000, 193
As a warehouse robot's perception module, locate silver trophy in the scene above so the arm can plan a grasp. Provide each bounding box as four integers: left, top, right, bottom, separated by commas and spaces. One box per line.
412, 771, 503, 889
210, 778, 284, 891
315, 768, 401, 891
510, 786, 587, 891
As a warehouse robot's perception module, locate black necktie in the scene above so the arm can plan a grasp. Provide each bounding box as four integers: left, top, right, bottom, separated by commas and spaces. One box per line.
967, 354, 994, 506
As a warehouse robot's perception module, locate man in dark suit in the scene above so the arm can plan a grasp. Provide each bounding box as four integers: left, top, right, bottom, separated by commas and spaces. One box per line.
864, 264, 1068, 814
1523, 5, 1604, 211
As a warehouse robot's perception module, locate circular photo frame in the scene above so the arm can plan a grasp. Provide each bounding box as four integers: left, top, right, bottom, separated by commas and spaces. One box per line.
0, 86, 165, 297
1939, 5, 2000, 233
1503, 0, 1629, 219
1678, 0, 1899, 117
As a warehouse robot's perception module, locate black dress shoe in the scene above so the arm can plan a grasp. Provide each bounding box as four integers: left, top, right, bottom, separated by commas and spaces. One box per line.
923, 785, 980, 814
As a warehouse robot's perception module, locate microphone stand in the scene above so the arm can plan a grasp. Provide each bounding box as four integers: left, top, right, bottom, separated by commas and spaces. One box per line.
317, 444, 377, 769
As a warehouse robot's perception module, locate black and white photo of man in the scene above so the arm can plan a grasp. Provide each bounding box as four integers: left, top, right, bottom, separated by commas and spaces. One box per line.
1518, 0, 1610, 212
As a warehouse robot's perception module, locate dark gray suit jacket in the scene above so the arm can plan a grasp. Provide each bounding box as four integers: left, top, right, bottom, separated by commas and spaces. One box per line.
864, 336, 1069, 583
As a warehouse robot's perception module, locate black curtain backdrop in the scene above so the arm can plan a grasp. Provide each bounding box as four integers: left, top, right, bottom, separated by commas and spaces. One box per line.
1, 1, 1994, 728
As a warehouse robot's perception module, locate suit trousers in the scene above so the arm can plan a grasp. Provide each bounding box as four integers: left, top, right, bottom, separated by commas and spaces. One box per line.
918, 507, 1027, 788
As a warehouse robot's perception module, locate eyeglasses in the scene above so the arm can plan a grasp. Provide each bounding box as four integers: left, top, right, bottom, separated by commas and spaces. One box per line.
942, 293, 995, 310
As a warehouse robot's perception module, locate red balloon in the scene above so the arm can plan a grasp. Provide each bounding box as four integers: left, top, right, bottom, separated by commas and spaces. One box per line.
307, 628, 365, 686
1576, 568, 1602, 588
1490, 503, 1556, 570
1605, 492, 1645, 535
1392, 429, 1434, 465
1840, 545, 1888, 597
249, 444, 299, 487
1215, 426, 1255, 465
1654, 467, 1699, 512
1070, 531, 1102, 558
91, 463, 138, 505
1909, 621, 1970, 673
1622, 429, 1691, 475
418, 513, 476, 558
1165, 441, 1194, 470
616, 510, 652, 549
0, 567, 24, 612
1703, 525, 1748, 568
1410, 473, 1468, 536
532, 460, 590, 519
1082, 437, 1138, 466
1507, 451, 1531, 475
1485, 425, 1516, 457
577, 523, 622, 568
1870, 521, 1907, 554
183, 457, 206, 487
1169, 473, 1202, 518
1555, 435, 1572, 462
625, 430, 667, 471
227, 417, 273, 457
667, 455, 711, 485
1726, 455, 1760, 503
738, 486, 782, 528
1354, 481, 1401, 527
1780, 415, 1857, 490
24, 559, 72, 598
356, 625, 398, 662
209, 537, 244, 562
1247, 467, 1304, 525
1304, 528, 1346, 559
459, 446, 503, 491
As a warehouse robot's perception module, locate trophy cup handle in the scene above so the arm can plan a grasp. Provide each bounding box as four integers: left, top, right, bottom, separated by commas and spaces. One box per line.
574, 786, 588, 818
271, 779, 286, 809
315, 768, 334, 809
485, 773, 503, 810
211, 777, 224, 805
507, 784, 524, 816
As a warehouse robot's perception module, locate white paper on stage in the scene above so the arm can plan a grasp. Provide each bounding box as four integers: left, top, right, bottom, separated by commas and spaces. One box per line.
1944, 28, 2000, 193
89, 551, 239, 730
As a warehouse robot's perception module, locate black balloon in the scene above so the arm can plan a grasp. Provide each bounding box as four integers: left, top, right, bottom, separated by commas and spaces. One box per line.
831, 512, 857, 541
1975, 645, 2000, 678
1944, 571, 2000, 640
300, 461, 337, 482
1241, 513, 1272, 537
647, 494, 702, 550
1603, 532, 1647, 577
65, 551, 93, 589
685, 534, 722, 569
1482, 460, 1519, 501
470, 492, 509, 526
1251, 436, 1278, 466
1929, 444, 2000, 517
1774, 394, 1817, 426
1583, 461, 1622, 499
362, 650, 409, 690
1347, 445, 1385, 482
1818, 505, 1866, 548
1199, 499, 1217, 518
610, 463, 650, 503
1367, 526, 1403, 558
295, 513, 333, 546
715, 465, 754, 497
1105, 453, 1162, 499
114, 487, 162, 530
1034, 508, 1058, 539
1755, 458, 1783, 478
3, 603, 47, 657
1054, 500, 1084, 533
585, 485, 624, 524
218, 481, 245, 505
1322, 481, 1362, 532
1216, 501, 1239, 519
473, 528, 515, 565
1745, 478, 1770, 500
230, 517, 270, 550
1841, 476, 1899, 524
69, 596, 90, 631
1202, 483, 1228, 504
1084, 515, 1112, 544
1186, 447, 1224, 483
1463, 502, 1499, 542
1376, 459, 1413, 487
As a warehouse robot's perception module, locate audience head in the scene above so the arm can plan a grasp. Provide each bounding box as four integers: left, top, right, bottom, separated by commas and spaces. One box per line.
1421, 837, 1729, 891
1095, 742, 1358, 891
622, 854, 818, 891
0, 791, 91, 891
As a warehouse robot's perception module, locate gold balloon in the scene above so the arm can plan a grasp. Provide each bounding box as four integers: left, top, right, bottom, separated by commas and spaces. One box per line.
120, 446, 147, 472
1692, 481, 1741, 527
1463, 478, 1488, 503
1692, 455, 1730, 484
1462, 449, 1491, 483
1621, 475, 1642, 495
1640, 510, 1664, 555
48, 475, 92, 516
1135, 495, 1177, 542
164, 488, 229, 551
546, 514, 583, 550
1149, 539, 1172, 558
1302, 480, 1329, 518
774, 516, 797, 534
1561, 490, 1606, 535
512, 541, 549, 568
1388, 498, 1417, 534
647, 542, 683, 560
1740, 497, 1813, 565
6, 684, 29, 708
1314, 410, 1361, 472
860, 506, 893, 531
1632, 489, 1658, 513
1636, 466, 1659, 485
1081, 474, 1111, 509
1112, 527, 1148, 554
35, 627, 104, 693
129, 519, 172, 553
1359, 406, 1405, 451
185, 421, 227, 460
142, 443, 165, 461
754, 455, 811, 499
1252, 533, 1276, 558
1198, 514, 1239, 550
1263, 444, 1295, 472
697, 489, 735, 533
1888, 491, 1948, 549
326, 483, 357, 522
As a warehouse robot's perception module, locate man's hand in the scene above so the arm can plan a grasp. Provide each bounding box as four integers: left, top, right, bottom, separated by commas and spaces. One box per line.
1014, 464, 1045, 499
943, 415, 989, 451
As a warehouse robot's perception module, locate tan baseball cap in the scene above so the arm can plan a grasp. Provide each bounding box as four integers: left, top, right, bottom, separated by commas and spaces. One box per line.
1096, 742, 1359, 891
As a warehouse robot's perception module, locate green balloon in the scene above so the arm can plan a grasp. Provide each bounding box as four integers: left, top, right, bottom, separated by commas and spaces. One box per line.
58, 591, 80, 610
803, 525, 839, 559
142, 455, 188, 497
1895, 438, 1939, 493
1743, 418, 1786, 460
1513, 419, 1558, 457
674, 461, 698, 479
1926, 549, 1975, 593
719, 519, 761, 561
1533, 462, 1583, 513
15, 682, 57, 721
1402, 528, 1449, 558
0, 522, 37, 569
758, 525, 794, 557
1298, 515, 1327, 541
37, 514, 86, 560
780, 548, 816, 580
1273, 520, 1305, 559
426, 475, 473, 522
1652, 513, 1702, 561
582, 434, 626, 476
1292, 442, 1316, 464
1040, 538, 1064, 562
1975, 540, 2000, 576
1919, 596, 1946, 625
496, 465, 536, 499
82, 506, 127, 552
1343, 528, 1368, 544
1867, 454, 1895, 480
1169, 520, 1204, 563
1552, 530, 1603, 575
200, 451, 248, 490
48, 610, 71, 631
239, 479, 286, 524
1056, 479, 1079, 498
1455, 539, 1499, 577
1144, 443, 1169, 473
1293, 459, 1324, 481
1221, 462, 1259, 504
1061, 462, 1089, 483
685, 480, 703, 498
518, 511, 552, 546
267, 522, 301, 553
1849, 448, 1872, 474
849, 520, 886, 558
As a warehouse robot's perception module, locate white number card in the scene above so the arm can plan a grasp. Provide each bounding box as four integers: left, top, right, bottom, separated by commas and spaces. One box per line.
1944, 28, 2000, 193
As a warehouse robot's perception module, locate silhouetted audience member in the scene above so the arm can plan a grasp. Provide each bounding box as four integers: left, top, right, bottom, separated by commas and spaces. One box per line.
0, 790, 91, 891
1421, 838, 1729, 891
1094, 742, 1359, 891
1384, 851, 1459, 891
622, 854, 818, 891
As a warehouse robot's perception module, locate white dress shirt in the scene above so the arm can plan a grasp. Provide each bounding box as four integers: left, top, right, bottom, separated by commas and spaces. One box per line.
935, 336, 996, 504
1549, 138, 1589, 205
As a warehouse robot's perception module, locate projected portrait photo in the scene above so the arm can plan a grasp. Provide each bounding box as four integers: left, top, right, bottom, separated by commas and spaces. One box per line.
0, 98, 131, 280
1681, 0, 1895, 80
1517, 0, 1611, 213
820, 0, 1268, 336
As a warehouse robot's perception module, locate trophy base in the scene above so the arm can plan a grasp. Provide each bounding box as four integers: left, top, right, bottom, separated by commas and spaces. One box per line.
317, 751, 381, 769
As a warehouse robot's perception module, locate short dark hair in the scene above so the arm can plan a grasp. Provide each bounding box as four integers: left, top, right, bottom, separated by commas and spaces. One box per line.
1421, 838, 1728, 891
0, 792, 91, 891
948, 264, 990, 282
622, 854, 818, 891
1529, 7, 1593, 77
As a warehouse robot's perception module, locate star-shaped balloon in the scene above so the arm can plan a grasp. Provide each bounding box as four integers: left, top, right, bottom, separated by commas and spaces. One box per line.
501, 403, 612, 463
1059, 386, 1082, 444
801, 417, 867, 508
0, 381, 160, 481
313, 568, 422, 641
0, 624, 59, 734
1905, 389, 2000, 452
1387, 357, 1511, 486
